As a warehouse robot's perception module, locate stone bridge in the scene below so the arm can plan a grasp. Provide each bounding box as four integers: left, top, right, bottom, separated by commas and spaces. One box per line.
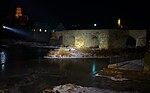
50, 29, 146, 49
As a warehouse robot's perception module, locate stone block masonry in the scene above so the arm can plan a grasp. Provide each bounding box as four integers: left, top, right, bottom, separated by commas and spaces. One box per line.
50, 29, 146, 49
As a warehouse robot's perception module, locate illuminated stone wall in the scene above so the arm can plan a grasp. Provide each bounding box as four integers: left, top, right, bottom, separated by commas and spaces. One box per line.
51, 30, 109, 49
63, 35, 75, 47
50, 29, 146, 49
128, 30, 146, 47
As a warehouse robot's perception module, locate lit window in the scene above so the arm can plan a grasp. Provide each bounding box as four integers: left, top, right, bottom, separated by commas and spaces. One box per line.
44, 29, 47, 32
39, 29, 42, 32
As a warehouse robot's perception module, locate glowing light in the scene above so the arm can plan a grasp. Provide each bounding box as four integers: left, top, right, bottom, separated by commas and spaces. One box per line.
1, 51, 6, 71
33, 29, 35, 32
1, 64, 5, 71
3, 26, 30, 36
39, 29, 42, 32
1, 51, 6, 64
94, 24, 97, 27
3, 26, 6, 29
75, 37, 84, 48
92, 62, 96, 77
15, 7, 22, 18
52, 30, 55, 32
44, 29, 47, 32
118, 18, 121, 27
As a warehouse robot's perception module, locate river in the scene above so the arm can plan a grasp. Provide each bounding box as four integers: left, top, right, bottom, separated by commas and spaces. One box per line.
0, 46, 149, 93
0, 46, 109, 92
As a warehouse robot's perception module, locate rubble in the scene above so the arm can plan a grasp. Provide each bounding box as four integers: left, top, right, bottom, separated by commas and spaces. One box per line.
97, 58, 150, 81
42, 83, 138, 93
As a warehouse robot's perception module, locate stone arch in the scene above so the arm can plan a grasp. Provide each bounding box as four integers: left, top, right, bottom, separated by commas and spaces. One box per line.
136, 37, 146, 47
59, 36, 63, 40
63, 35, 75, 47
58, 36, 63, 45
50, 36, 57, 39
49, 36, 59, 46
126, 36, 136, 48
91, 35, 99, 48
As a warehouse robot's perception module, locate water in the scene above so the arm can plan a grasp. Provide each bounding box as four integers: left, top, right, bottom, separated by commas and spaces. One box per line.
0, 46, 109, 88
0, 46, 150, 93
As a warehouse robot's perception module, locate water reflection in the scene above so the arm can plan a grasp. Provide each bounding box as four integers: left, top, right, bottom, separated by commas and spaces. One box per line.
92, 62, 96, 77
0, 50, 6, 71
0, 47, 109, 87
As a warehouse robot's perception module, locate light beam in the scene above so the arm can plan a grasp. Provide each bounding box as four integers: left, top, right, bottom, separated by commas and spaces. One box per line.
3, 26, 30, 36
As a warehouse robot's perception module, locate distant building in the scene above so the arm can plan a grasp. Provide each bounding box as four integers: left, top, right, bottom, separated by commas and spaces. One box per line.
15, 7, 22, 18
15, 6, 29, 26
0, 6, 30, 41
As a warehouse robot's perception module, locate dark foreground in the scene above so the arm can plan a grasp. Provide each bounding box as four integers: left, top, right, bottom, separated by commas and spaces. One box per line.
0, 46, 150, 93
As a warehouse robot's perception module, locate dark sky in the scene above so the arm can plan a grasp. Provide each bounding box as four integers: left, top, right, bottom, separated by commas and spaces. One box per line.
0, 0, 149, 28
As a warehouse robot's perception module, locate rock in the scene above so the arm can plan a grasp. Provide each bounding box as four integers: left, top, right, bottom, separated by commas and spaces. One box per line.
0, 89, 8, 93
108, 64, 118, 69
53, 83, 79, 93
42, 88, 54, 93
8, 85, 20, 93
144, 53, 150, 74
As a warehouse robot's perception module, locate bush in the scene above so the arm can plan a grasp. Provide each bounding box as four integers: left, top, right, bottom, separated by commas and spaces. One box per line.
58, 47, 67, 56
58, 47, 72, 57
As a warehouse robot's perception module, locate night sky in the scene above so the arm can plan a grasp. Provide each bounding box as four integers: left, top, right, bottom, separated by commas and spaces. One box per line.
0, 0, 149, 29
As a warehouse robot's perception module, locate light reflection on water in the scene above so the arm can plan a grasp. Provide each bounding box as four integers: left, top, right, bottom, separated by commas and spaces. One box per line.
92, 62, 96, 77
0, 48, 109, 86
0, 50, 6, 71
47, 58, 108, 79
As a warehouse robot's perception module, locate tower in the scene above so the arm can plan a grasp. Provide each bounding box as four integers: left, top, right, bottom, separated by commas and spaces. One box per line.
15, 7, 22, 18
15, 6, 29, 26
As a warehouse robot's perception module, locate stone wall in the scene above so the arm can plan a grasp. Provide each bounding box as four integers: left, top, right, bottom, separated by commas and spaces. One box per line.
109, 29, 129, 49
128, 30, 146, 47
50, 29, 146, 49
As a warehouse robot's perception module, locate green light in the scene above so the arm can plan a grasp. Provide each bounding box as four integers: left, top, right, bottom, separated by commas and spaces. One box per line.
92, 62, 96, 77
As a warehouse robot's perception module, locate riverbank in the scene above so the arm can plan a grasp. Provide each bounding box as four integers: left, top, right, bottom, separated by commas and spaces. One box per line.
0, 46, 148, 93
44, 47, 144, 60
96, 58, 150, 81
42, 83, 139, 93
